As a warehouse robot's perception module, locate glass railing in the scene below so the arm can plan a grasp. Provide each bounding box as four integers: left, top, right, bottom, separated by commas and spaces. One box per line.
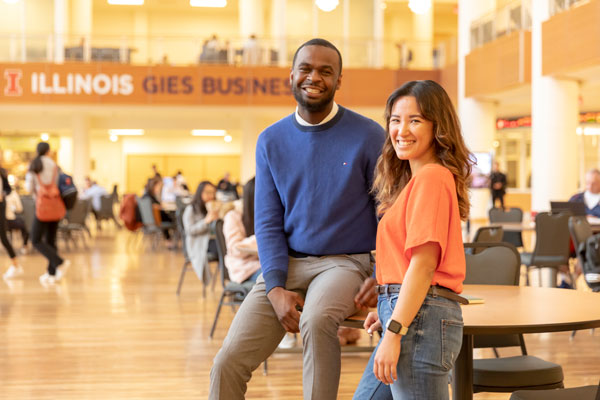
549, 0, 590, 17
470, 0, 532, 52
0, 33, 457, 70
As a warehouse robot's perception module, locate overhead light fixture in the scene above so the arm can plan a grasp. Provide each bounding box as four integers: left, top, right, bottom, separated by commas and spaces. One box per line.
2, 0, 21, 4
108, 129, 144, 136
191, 129, 226, 136
40, 133, 49, 141
577, 126, 600, 136
315, 0, 339, 12
190, 0, 227, 7
408, 0, 431, 15
107, 0, 144, 5
109, 134, 119, 142
224, 135, 233, 143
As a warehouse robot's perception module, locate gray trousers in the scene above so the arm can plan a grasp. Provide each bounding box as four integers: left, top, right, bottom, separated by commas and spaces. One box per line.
209, 253, 373, 400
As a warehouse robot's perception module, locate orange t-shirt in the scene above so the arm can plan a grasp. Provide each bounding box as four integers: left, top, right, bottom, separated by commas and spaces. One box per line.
375, 163, 465, 293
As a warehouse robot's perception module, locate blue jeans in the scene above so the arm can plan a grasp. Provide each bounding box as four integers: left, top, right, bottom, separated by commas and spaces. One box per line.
354, 292, 464, 400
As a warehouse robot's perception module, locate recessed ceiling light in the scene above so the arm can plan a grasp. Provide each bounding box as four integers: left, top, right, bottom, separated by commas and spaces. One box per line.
108, 129, 144, 136
109, 134, 119, 142
224, 135, 233, 143
191, 129, 226, 136
408, 0, 431, 15
190, 0, 227, 7
40, 133, 49, 141
315, 0, 339, 12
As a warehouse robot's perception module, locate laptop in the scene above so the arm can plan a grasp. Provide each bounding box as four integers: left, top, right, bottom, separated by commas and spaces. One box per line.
550, 201, 587, 216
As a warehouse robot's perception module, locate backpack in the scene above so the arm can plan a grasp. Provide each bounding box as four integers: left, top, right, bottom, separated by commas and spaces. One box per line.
579, 233, 600, 291
119, 194, 143, 232
35, 167, 66, 222
58, 172, 78, 210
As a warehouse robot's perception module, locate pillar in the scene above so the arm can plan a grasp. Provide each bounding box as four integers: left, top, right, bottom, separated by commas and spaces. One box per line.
71, 0, 92, 62
531, 1, 578, 211
270, 0, 286, 67
458, 0, 496, 219
411, 4, 433, 69
53, 0, 68, 63
72, 115, 91, 188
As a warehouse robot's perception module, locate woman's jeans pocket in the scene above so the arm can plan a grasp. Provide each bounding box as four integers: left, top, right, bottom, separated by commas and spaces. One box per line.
441, 319, 464, 371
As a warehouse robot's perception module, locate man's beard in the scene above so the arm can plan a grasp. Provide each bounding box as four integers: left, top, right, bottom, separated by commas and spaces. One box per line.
292, 84, 336, 112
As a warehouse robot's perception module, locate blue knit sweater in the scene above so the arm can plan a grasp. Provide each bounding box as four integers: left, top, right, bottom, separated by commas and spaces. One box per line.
255, 106, 385, 293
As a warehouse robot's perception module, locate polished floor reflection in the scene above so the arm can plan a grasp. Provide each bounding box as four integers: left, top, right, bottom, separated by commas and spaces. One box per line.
0, 229, 598, 399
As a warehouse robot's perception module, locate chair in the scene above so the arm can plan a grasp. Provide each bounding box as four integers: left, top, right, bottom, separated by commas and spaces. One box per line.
137, 196, 173, 250
569, 216, 600, 292
58, 199, 92, 249
467, 226, 504, 254
489, 207, 524, 248
209, 219, 255, 339
464, 242, 565, 394
521, 212, 572, 287
95, 194, 122, 229
510, 380, 600, 400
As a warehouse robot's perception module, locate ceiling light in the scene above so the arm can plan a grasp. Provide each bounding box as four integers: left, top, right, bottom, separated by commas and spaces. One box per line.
224, 135, 232, 143
109, 134, 118, 142
107, 0, 144, 5
190, 0, 227, 7
191, 129, 226, 136
315, 0, 339, 12
2, 0, 21, 4
108, 129, 144, 136
583, 127, 600, 136
40, 133, 49, 141
408, 0, 431, 15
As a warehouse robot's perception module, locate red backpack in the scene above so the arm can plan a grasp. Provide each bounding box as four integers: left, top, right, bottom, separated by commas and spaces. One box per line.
35, 167, 66, 222
119, 194, 143, 232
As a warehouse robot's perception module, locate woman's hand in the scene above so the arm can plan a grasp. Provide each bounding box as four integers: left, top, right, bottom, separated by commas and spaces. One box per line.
373, 332, 402, 385
205, 210, 219, 224
363, 311, 381, 336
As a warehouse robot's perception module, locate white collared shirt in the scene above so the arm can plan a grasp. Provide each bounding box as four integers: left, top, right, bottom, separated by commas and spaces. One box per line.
295, 102, 339, 126
584, 191, 600, 210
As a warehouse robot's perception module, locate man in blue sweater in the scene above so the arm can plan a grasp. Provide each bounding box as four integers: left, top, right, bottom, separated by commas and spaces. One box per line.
210, 38, 385, 400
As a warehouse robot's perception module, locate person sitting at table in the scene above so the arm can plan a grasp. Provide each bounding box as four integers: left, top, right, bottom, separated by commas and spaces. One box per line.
142, 176, 174, 246
222, 178, 261, 284
354, 80, 472, 399
569, 168, 600, 218
182, 181, 218, 283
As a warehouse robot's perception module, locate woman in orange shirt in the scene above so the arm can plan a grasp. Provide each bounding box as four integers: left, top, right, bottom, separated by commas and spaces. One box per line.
354, 80, 473, 399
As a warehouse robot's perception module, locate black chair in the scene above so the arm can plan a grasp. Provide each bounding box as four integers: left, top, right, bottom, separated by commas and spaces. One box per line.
464, 242, 565, 394
209, 219, 255, 339
467, 226, 504, 254
58, 199, 92, 249
137, 197, 166, 250
175, 205, 192, 296
521, 212, 572, 287
95, 194, 121, 229
510, 380, 600, 400
569, 216, 600, 292
489, 207, 524, 248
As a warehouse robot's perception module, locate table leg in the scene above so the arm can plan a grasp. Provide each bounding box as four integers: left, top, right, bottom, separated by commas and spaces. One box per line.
452, 334, 473, 400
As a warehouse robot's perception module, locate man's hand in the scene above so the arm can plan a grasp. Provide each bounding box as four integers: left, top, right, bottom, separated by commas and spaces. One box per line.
267, 287, 305, 333
354, 277, 378, 309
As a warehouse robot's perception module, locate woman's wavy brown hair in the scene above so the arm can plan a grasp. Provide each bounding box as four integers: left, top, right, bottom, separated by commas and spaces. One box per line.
372, 80, 474, 220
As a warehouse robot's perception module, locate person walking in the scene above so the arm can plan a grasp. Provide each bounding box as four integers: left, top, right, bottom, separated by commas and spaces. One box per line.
1, 164, 23, 280
25, 142, 70, 285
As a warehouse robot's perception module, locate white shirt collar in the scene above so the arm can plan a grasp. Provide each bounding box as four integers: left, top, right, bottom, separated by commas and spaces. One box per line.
584, 191, 600, 210
295, 102, 339, 126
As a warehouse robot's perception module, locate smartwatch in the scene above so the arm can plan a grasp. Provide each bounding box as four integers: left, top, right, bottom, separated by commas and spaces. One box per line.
386, 319, 408, 335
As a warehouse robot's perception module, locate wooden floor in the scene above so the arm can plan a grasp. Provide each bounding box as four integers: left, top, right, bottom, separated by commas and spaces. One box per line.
1, 228, 599, 399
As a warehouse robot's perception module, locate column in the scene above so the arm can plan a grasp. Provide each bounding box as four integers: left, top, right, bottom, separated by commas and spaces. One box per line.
240, 118, 259, 184
54, 0, 68, 63
458, 0, 496, 219
531, 1, 578, 211
72, 115, 91, 188
239, 0, 265, 38
343, 0, 350, 66
411, 4, 433, 69
373, 0, 384, 68
270, 0, 286, 67
133, 10, 148, 63
71, 0, 93, 62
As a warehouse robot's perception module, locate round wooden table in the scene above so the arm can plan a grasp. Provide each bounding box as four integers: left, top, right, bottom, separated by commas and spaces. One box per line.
453, 284, 600, 400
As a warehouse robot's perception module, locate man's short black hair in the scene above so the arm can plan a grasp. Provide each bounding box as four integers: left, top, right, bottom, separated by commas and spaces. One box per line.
291, 38, 342, 74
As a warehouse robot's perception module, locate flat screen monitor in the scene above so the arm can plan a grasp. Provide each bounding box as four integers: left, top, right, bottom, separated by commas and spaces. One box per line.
550, 201, 587, 216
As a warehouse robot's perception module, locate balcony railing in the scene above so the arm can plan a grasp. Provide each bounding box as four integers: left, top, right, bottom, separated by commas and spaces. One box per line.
470, 0, 532, 51
0, 33, 457, 70
549, 0, 590, 17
